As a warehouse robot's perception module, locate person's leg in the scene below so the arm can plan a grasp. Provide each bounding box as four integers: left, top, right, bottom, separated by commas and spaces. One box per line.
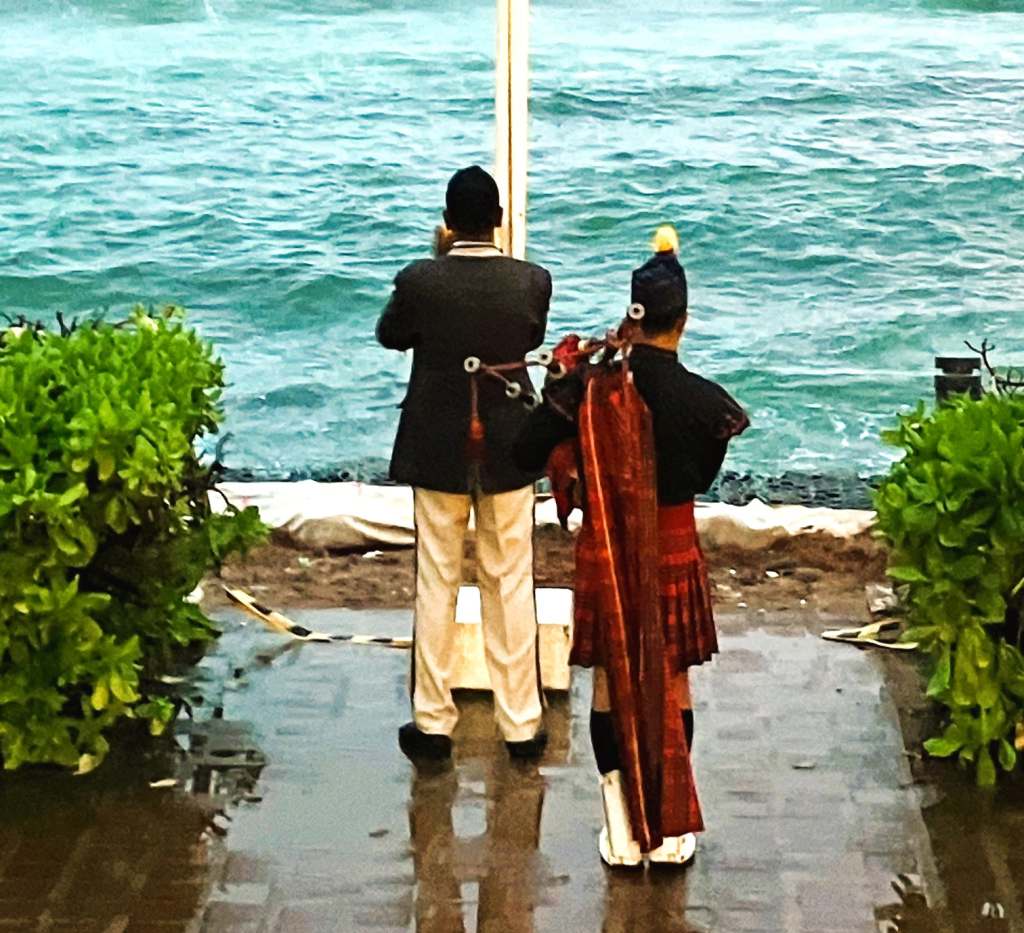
591, 667, 642, 867
473, 485, 544, 747
647, 670, 697, 866
408, 488, 472, 744
408, 768, 465, 933
590, 666, 620, 772
676, 672, 694, 748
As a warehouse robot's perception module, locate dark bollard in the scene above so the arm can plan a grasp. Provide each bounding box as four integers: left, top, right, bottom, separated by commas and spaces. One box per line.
935, 356, 982, 402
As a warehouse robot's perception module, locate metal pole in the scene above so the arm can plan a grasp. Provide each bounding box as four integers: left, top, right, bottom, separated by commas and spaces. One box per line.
496, 0, 529, 259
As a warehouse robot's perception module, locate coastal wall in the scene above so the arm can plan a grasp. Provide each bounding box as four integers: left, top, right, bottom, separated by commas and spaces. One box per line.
216, 481, 877, 554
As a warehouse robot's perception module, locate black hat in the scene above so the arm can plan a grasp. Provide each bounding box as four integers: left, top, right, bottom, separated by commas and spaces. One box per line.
631, 252, 688, 327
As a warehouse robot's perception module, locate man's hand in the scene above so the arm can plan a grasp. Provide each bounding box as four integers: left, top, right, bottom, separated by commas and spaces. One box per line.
433, 225, 456, 257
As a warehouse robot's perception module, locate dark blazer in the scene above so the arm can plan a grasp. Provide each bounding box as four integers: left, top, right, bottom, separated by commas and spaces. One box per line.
377, 249, 552, 494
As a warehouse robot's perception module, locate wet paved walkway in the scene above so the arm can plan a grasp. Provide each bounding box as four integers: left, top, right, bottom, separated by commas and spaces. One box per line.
0, 610, 938, 932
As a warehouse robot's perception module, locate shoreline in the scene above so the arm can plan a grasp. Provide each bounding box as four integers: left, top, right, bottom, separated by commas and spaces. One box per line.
218, 467, 883, 511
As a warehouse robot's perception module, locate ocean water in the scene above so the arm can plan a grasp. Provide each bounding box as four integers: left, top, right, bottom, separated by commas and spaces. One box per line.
1, 0, 1022, 493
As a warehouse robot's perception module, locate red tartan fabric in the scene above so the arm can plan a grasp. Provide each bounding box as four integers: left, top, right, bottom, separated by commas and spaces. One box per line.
574, 502, 718, 673
659, 502, 719, 673
571, 365, 705, 847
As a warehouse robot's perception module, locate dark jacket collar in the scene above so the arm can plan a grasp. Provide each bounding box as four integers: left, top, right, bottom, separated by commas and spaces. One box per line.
630, 343, 679, 363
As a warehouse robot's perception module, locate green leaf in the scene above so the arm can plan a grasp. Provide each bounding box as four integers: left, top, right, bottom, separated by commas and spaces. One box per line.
927, 649, 952, 698
57, 483, 88, 508
96, 450, 116, 482
90, 682, 109, 712
51, 528, 79, 556
9, 640, 29, 665
903, 624, 940, 646
938, 522, 970, 549
109, 672, 138, 704
904, 505, 937, 534
951, 555, 987, 582
888, 565, 928, 583
952, 652, 980, 707
66, 522, 98, 565
926, 719, 966, 758
999, 739, 1018, 772
924, 735, 962, 758
977, 666, 1002, 708
975, 588, 1007, 623
74, 754, 101, 776
977, 748, 997, 787
98, 398, 118, 431
104, 497, 127, 534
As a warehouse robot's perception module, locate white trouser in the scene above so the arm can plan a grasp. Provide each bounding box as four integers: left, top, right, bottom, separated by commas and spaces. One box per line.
411, 485, 543, 743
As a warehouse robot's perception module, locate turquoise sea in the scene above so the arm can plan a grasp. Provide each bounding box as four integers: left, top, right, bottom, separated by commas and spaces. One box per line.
1, 0, 1022, 497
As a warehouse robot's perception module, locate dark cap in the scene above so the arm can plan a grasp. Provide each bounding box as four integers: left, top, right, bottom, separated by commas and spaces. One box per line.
631, 252, 688, 329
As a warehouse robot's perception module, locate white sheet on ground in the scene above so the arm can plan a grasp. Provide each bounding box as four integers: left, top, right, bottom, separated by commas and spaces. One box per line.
216, 481, 875, 552
695, 499, 876, 549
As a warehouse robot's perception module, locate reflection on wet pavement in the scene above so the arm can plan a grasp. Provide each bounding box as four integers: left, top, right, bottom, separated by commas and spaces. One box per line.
0, 609, 950, 932
901, 777, 1024, 933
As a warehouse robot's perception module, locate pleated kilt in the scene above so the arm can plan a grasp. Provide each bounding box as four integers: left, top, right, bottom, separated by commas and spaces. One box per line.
570, 500, 718, 675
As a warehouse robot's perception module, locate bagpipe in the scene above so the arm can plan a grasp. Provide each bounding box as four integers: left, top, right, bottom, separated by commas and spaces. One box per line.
464, 300, 647, 405
463, 301, 648, 460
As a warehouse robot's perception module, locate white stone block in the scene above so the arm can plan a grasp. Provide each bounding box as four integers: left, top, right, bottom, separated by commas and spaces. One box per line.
450, 586, 573, 692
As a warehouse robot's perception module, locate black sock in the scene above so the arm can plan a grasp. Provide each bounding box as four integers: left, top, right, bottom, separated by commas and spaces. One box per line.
590, 710, 621, 774
683, 710, 694, 750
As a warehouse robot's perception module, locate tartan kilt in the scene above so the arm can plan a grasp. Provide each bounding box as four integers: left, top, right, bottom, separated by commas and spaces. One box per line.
571, 500, 718, 674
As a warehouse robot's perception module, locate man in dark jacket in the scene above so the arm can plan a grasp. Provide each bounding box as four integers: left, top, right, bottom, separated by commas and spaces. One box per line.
377, 166, 552, 763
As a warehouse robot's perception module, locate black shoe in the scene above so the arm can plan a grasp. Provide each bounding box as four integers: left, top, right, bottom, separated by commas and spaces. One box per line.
505, 730, 548, 760
398, 722, 452, 763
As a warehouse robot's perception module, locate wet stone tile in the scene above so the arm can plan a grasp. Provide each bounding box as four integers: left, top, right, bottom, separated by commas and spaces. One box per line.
140, 879, 206, 903
0, 877, 56, 900
0, 613, 938, 933
202, 901, 266, 931
2, 859, 65, 882
715, 906, 785, 932
124, 923, 193, 933
0, 899, 46, 922
271, 903, 346, 933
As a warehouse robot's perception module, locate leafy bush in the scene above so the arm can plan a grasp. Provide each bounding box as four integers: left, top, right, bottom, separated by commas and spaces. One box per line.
874, 391, 1024, 785
0, 306, 265, 772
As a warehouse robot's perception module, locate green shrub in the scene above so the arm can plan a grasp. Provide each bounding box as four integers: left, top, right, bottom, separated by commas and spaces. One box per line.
0, 306, 265, 772
874, 391, 1024, 785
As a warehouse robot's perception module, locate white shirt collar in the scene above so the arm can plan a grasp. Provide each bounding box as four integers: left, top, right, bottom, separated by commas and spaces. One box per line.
447, 240, 504, 258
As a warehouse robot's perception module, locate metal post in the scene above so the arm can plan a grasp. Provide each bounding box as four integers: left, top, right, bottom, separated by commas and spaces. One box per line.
934, 356, 982, 402
496, 0, 529, 259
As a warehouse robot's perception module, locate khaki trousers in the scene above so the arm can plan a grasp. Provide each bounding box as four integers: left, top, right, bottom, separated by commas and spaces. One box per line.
412, 485, 543, 742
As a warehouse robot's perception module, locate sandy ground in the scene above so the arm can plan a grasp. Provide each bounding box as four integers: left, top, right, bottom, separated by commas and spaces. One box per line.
212, 523, 888, 623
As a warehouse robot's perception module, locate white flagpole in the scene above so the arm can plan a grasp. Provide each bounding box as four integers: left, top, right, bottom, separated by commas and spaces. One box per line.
496, 0, 529, 259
